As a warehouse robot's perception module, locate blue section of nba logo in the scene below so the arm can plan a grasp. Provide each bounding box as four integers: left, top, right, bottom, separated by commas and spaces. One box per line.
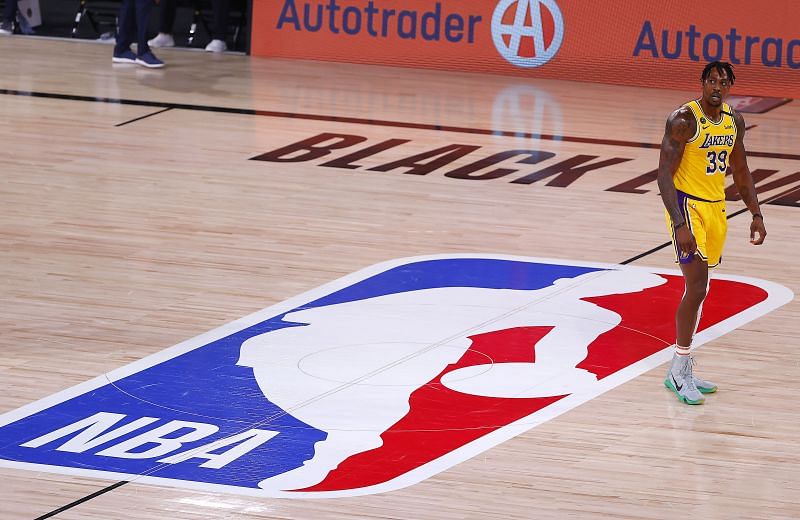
0, 258, 600, 488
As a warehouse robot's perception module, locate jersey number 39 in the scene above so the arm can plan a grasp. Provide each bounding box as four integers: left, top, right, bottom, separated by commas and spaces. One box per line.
706, 150, 728, 175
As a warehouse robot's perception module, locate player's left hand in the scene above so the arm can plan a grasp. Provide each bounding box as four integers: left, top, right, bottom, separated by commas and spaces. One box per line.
750, 216, 766, 245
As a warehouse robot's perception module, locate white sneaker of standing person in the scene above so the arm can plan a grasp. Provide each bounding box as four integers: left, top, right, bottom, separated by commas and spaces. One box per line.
204, 39, 227, 52
148, 32, 175, 48
664, 354, 705, 405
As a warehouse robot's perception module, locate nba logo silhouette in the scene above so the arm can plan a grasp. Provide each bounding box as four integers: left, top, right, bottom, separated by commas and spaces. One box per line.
0, 255, 791, 498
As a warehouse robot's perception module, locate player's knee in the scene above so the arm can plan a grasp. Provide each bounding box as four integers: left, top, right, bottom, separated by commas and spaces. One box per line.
685, 279, 708, 303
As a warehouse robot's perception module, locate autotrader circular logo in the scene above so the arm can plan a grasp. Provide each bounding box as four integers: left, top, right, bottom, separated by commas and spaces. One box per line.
491, 0, 564, 68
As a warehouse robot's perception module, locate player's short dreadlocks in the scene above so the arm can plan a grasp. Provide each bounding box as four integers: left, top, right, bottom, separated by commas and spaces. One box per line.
702, 61, 735, 85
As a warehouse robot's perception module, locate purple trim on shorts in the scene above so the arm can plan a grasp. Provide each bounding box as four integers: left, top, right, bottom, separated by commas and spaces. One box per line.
676, 190, 695, 264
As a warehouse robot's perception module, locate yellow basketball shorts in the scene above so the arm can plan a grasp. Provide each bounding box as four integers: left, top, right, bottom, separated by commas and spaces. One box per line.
665, 190, 727, 268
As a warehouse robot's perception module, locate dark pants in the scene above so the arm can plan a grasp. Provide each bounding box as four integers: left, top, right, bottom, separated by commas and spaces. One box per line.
157, 0, 178, 33
3, 0, 18, 23
210, 0, 231, 40
157, 0, 230, 41
114, 0, 153, 56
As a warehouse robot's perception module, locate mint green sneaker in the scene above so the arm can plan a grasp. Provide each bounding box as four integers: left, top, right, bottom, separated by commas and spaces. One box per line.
664, 355, 705, 405
693, 374, 717, 394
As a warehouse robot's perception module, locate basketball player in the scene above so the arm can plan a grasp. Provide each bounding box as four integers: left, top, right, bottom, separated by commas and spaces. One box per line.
657, 61, 766, 405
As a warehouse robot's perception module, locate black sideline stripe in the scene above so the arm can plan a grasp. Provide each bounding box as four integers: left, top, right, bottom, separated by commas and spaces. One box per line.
1, 88, 799, 160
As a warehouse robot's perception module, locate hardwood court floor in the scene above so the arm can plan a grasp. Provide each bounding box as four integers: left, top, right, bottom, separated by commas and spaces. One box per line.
1, 36, 799, 519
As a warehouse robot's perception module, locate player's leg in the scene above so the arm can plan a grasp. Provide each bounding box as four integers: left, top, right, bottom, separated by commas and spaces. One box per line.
664, 255, 707, 404
676, 255, 708, 347
689, 278, 718, 394
687, 200, 727, 394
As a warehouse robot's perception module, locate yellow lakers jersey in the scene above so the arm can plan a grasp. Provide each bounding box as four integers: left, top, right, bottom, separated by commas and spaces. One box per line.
673, 100, 737, 201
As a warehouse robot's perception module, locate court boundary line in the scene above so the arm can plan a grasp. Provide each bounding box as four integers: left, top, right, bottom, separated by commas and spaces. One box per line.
2, 88, 799, 161
34, 481, 129, 520
116, 107, 174, 127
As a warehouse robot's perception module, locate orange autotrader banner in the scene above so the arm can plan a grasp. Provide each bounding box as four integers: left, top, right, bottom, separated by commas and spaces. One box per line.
251, 0, 800, 98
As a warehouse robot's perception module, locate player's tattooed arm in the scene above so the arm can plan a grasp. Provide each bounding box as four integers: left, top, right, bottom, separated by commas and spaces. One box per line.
657, 108, 693, 227
730, 110, 766, 245
657, 107, 697, 255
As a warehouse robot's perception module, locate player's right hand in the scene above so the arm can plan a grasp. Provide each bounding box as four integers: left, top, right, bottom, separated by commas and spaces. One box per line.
675, 226, 697, 258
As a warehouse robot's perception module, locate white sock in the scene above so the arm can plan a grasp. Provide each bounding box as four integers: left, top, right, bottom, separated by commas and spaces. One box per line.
671, 344, 691, 374
674, 343, 691, 357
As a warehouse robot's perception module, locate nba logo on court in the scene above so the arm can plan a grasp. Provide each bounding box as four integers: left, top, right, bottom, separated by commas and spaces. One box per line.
0, 255, 791, 498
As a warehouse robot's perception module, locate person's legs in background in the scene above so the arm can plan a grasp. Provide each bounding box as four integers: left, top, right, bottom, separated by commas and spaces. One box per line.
114, 0, 164, 67
133, 0, 153, 54
149, 0, 177, 48
112, 0, 137, 62
134, 0, 164, 67
205, 0, 230, 52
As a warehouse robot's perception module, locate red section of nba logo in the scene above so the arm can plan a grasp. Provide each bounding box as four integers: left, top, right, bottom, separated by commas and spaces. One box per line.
301, 326, 561, 492
578, 275, 767, 378
301, 274, 767, 492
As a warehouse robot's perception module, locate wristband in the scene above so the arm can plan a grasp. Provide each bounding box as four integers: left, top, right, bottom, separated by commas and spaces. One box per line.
673, 221, 686, 230
752, 213, 763, 220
